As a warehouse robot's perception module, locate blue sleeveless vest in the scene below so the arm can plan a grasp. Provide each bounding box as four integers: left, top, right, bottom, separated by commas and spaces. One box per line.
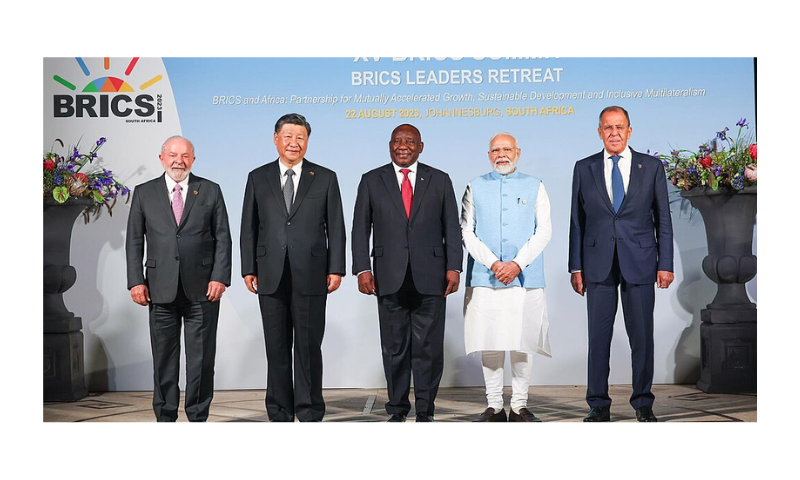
466, 170, 545, 288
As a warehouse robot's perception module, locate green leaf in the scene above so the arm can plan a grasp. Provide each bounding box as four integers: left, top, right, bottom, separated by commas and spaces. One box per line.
92, 190, 104, 203
53, 186, 69, 203
710, 172, 719, 190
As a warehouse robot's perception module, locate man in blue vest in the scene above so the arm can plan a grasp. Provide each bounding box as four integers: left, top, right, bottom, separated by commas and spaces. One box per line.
461, 132, 552, 422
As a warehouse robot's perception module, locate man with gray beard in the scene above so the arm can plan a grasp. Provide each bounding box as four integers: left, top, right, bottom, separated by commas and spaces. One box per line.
460, 133, 552, 422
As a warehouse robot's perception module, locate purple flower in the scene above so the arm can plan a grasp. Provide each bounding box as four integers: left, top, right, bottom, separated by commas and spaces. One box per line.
716, 127, 729, 141
736, 118, 748, 128
54, 173, 63, 186
96, 137, 107, 147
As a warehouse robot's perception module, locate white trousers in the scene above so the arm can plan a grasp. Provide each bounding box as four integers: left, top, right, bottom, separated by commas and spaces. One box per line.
481, 350, 532, 411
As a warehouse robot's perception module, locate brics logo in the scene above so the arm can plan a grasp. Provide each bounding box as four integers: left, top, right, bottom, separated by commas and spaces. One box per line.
52, 57, 164, 123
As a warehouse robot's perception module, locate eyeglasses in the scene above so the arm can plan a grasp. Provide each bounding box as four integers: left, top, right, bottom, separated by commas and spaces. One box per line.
489, 147, 517, 156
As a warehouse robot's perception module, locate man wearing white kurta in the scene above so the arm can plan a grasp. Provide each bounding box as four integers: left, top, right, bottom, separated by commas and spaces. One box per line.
461, 133, 552, 422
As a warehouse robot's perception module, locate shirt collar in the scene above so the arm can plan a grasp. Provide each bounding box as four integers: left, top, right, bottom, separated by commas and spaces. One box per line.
279, 159, 303, 176
164, 173, 189, 192
604, 146, 632, 161
393, 161, 417, 175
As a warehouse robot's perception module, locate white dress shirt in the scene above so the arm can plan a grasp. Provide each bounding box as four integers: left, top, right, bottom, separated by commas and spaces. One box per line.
392, 161, 417, 192
164, 174, 190, 205
279, 160, 303, 202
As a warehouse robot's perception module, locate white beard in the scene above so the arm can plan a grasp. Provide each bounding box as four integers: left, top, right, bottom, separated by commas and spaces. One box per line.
493, 158, 517, 175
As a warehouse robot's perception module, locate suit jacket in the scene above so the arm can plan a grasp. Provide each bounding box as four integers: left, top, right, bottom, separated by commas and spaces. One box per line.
568, 148, 673, 285
352, 162, 463, 296
126, 173, 232, 303
240, 159, 346, 296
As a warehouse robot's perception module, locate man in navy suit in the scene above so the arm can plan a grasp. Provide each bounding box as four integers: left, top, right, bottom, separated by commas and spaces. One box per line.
568, 106, 674, 422
352, 124, 462, 422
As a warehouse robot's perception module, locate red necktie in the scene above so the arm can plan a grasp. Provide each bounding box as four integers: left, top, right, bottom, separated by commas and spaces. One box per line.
400, 169, 412, 219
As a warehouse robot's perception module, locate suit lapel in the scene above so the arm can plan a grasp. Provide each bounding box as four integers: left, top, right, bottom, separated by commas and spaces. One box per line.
155, 174, 178, 229
264, 160, 288, 218
620, 148, 644, 213
288, 159, 316, 219
380, 164, 409, 223
409, 163, 431, 224
178, 174, 200, 229
589, 152, 614, 213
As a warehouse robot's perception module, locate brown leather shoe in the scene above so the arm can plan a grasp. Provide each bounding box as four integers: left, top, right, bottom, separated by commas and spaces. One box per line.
509, 407, 542, 422
473, 407, 507, 422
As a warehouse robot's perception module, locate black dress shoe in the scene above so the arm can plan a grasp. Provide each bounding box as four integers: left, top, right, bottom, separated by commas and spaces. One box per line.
387, 414, 406, 422
509, 407, 542, 422
473, 407, 507, 422
583, 406, 610, 422
635, 406, 658, 422
415, 413, 434, 422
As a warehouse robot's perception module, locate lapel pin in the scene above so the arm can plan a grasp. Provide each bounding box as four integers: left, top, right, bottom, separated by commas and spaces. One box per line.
637, 164, 642, 169
193, 190, 199, 195
309, 171, 315, 176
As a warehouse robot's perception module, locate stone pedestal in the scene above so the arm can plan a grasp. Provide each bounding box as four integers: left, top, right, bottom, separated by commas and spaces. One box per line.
43, 197, 92, 402
681, 186, 757, 394
696, 322, 757, 394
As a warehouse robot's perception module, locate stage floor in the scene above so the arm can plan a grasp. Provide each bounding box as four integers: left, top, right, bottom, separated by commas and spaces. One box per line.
44, 384, 755, 422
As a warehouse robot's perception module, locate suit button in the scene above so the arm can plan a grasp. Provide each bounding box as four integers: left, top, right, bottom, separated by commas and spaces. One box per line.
611, 237, 616, 241
287, 222, 291, 226
176, 234, 181, 238
175, 256, 180, 260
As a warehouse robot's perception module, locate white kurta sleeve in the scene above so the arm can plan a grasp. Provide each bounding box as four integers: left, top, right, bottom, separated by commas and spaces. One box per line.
512, 182, 552, 269
461, 183, 500, 269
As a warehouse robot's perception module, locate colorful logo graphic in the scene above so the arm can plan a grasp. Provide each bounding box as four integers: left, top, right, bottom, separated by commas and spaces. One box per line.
51, 57, 165, 123
53, 57, 162, 92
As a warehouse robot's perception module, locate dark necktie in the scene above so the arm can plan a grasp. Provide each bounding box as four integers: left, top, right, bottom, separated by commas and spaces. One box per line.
611, 155, 625, 212
172, 184, 184, 224
400, 169, 412, 219
283, 169, 295, 213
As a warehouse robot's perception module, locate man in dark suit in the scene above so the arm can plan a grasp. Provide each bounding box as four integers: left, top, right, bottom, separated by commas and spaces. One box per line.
240, 113, 346, 422
352, 124, 462, 422
126, 135, 232, 422
568, 106, 674, 422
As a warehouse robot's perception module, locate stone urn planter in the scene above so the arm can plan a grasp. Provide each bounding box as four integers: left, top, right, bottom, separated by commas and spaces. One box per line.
681, 185, 756, 394
43, 196, 93, 401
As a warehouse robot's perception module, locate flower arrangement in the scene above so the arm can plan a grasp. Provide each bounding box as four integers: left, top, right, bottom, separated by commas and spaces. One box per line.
43, 137, 130, 221
658, 118, 757, 191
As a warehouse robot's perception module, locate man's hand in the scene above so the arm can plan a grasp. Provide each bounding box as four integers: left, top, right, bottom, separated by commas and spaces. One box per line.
207, 281, 226, 302
657, 270, 675, 289
491, 261, 521, 285
327, 274, 342, 294
570, 272, 586, 296
357, 271, 376, 296
444, 270, 460, 296
244, 275, 258, 294
130, 284, 150, 306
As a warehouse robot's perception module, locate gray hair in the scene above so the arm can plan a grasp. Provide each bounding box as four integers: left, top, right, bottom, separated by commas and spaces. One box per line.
598, 106, 631, 127
161, 135, 195, 154
489, 132, 519, 149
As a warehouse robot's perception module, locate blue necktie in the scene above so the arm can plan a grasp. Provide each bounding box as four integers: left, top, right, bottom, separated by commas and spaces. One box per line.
611, 155, 625, 212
